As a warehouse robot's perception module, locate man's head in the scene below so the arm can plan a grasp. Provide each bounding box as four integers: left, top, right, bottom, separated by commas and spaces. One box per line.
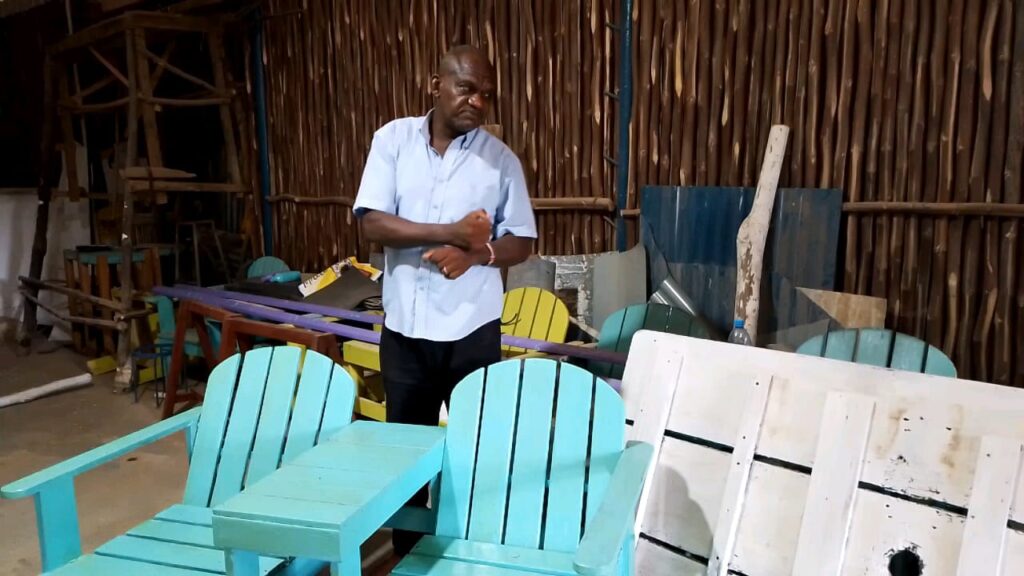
431, 45, 497, 136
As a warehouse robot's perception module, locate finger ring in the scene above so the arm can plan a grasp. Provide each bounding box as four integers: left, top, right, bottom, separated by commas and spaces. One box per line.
442, 266, 449, 275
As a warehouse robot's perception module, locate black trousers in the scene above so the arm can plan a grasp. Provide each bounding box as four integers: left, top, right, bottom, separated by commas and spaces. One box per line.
380, 319, 501, 554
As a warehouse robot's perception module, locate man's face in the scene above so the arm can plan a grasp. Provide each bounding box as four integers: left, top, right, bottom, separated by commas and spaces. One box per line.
432, 58, 496, 134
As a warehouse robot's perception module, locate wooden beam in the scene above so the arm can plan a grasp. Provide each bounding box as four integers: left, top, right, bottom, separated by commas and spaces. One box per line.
143, 47, 217, 92
531, 197, 616, 211
60, 97, 130, 112
19, 276, 126, 311
843, 201, 1024, 217
126, 180, 247, 193
266, 195, 354, 206
19, 291, 125, 330
88, 47, 129, 86
50, 12, 214, 55
120, 166, 196, 180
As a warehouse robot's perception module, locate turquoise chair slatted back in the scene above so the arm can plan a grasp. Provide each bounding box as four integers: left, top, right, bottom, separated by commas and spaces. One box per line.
435, 358, 625, 552
796, 328, 957, 377
182, 346, 356, 507
247, 256, 290, 279
591, 303, 709, 379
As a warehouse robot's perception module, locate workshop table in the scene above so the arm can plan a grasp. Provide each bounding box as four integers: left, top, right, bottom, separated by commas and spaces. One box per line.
212, 421, 446, 575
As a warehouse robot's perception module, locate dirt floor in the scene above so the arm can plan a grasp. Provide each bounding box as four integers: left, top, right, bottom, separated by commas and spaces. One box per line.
0, 341, 394, 576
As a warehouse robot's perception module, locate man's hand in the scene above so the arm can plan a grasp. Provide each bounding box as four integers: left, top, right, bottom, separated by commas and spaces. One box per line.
452, 210, 492, 249
423, 245, 487, 280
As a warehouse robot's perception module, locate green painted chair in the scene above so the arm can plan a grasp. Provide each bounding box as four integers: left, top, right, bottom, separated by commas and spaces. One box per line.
246, 256, 290, 279
393, 358, 654, 576
589, 303, 710, 379
0, 347, 355, 575
796, 328, 957, 377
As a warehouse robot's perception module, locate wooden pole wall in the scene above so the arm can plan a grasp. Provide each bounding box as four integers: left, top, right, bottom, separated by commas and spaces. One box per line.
260, 0, 1024, 386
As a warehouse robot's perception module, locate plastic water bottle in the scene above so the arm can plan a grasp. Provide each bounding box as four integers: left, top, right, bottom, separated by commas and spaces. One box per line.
728, 319, 753, 346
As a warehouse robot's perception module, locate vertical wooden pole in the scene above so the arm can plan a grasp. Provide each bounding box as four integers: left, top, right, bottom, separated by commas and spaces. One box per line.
133, 29, 163, 169
117, 30, 140, 389
209, 29, 243, 185
96, 255, 116, 356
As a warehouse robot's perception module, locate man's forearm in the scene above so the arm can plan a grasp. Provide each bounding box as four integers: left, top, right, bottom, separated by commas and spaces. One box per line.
469, 235, 533, 268
361, 211, 460, 248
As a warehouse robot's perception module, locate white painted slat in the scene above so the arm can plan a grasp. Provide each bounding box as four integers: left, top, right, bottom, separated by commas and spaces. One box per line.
791, 392, 876, 576
705, 375, 773, 576
626, 342, 683, 545
956, 436, 1024, 576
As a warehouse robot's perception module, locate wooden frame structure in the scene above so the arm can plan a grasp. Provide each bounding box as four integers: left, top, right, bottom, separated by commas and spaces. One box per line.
19, 11, 250, 385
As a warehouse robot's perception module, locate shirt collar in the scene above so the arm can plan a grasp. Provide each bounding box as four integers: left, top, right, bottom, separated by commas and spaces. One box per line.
420, 109, 480, 150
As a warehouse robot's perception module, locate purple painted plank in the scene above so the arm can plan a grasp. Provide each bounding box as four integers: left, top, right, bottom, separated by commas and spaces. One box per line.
152, 286, 629, 367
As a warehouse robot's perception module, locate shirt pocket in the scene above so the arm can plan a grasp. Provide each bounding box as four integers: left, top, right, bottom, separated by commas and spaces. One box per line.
443, 160, 502, 224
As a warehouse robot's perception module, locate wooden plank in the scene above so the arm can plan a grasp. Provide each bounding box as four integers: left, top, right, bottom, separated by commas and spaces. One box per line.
851, 328, 894, 367
408, 536, 576, 576
584, 377, 626, 527
733, 125, 790, 343
56, 70, 80, 202
436, 370, 486, 539
542, 364, 594, 552
955, 436, 1023, 575
504, 360, 556, 548
467, 361, 521, 544
706, 375, 773, 576
181, 353, 240, 507
281, 347, 332, 463
209, 347, 273, 506
127, 518, 215, 548
132, 29, 163, 169
95, 255, 116, 355
318, 364, 356, 442
155, 504, 212, 527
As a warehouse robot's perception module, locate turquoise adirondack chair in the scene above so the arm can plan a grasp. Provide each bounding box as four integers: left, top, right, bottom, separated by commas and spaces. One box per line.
1, 347, 355, 575
589, 303, 710, 379
796, 328, 957, 377
393, 358, 654, 576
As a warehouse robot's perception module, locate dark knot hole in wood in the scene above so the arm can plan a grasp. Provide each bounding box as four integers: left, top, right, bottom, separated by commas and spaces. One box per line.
888, 548, 924, 576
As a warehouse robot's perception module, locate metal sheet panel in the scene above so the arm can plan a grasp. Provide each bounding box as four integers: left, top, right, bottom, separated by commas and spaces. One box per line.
641, 186, 842, 345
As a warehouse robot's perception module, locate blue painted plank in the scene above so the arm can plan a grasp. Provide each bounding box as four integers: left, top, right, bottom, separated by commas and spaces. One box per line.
821, 330, 857, 362
96, 535, 278, 574
127, 519, 215, 548
585, 381, 625, 528
468, 361, 522, 544
852, 329, 894, 368
246, 347, 303, 485
244, 466, 382, 506
281, 349, 334, 463
318, 364, 356, 442
543, 364, 595, 552
890, 333, 928, 373
214, 493, 359, 529
49, 554, 210, 575
574, 442, 653, 576
923, 345, 958, 377
330, 421, 446, 450
155, 505, 213, 527
410, 536, 575, 575
503, 360, 556, 549
213, 515, 343, 562
35, 476, 81, 572
210, 348, 274, 506
290, 442, 436, 476
436, 370, 486, 539
183, 354, 242, 507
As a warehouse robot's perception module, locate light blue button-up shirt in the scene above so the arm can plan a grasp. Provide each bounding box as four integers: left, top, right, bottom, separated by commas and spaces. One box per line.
353, 114, 537, 342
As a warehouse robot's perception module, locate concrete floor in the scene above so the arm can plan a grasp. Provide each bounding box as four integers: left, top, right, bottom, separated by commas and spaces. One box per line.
0, 343, 394, 576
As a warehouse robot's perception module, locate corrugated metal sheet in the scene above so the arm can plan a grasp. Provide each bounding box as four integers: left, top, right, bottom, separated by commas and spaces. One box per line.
641, 186, 842, 345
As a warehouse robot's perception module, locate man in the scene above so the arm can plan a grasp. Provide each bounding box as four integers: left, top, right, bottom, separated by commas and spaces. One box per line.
352, 45, 537, 555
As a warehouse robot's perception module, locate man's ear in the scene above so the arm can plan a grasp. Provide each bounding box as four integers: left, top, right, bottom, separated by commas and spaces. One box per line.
430, 74, 441, 98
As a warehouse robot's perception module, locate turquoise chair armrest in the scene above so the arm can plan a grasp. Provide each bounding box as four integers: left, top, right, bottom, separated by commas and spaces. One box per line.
574, 441, 654, 576
1, 407, 200, 499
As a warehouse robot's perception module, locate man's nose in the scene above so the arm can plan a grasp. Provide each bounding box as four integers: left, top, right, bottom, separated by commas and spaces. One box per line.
468, 94, 486, 109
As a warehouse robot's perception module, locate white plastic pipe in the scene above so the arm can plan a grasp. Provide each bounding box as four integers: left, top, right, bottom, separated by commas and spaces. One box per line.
0, 373, 92, 409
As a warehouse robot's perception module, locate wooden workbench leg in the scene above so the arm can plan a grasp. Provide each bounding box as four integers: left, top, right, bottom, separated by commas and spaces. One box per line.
162, 302, 193, 420
149, 246, 163, 286
63, 257, 83, 352
78, 262, 96, 356
96, 255, 116, 356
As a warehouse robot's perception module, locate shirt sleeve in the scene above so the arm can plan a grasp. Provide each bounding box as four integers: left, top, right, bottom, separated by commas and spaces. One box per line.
353, 124, 398, 217
494, 151, 538, 239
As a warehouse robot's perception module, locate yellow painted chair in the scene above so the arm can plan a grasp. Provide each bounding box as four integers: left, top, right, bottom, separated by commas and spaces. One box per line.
343, 287, 570, 422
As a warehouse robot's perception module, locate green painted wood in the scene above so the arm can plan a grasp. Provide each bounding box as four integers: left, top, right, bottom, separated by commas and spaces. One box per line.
1, 408, 200, 498
246, 348, 303, 486
126, 519, 215, 548
584, 382, 626, 527
852, 329, 894, 367
796, 329, 958, 377
35, 476, 81, 572
182, 354, 242, 507
394, 554, 542, 576
213, 516, 344, 562
155, 505, 213, 527
592, 304, 708, 379
49, 554, 210, 575
281, 348, 333, 463
436, 370, 486, 539
318, 364, 357, 442
247, 256, 290, 278
543, 365, 595, 552
210, 349, 274, 506
503, 360, 557, 549
641, 304, 670, 333
468, 362, 522, 544
574, 443, 653, 576
663, 306, 697, 336
409, 536, 576, 575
